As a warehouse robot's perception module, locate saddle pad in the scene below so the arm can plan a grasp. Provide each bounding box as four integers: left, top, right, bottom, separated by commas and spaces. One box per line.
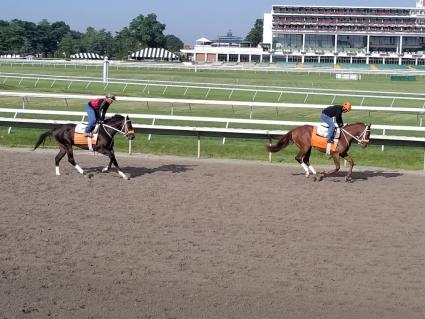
75, 123, 100, 134
311, 127, 338, 152
316, 125, 340, 139
73, 133, 98, 145
75, 123, 87, 134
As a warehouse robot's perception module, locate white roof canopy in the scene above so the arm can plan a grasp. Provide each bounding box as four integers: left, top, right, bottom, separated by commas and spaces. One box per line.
71, 53, 104, 60
130, 48, 178, 60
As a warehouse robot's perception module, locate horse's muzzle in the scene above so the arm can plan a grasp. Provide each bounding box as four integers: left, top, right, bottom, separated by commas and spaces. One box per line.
127, 130, 135, 140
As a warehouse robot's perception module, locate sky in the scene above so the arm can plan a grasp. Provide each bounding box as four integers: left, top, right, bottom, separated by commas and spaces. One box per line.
0, 0, 418, 45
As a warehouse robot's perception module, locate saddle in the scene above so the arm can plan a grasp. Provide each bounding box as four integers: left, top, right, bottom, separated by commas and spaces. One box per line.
73, 123, 99, 148
311, 126, 340, 152
316, 125, 341, 139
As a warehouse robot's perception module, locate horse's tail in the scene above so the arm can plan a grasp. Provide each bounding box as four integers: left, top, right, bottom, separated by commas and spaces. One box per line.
33, 130, 53, 150
267, 131, 293, 153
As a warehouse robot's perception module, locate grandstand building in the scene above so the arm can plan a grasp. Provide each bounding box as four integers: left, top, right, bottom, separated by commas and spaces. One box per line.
182, 1, 425, 66
265, 2, 425, 65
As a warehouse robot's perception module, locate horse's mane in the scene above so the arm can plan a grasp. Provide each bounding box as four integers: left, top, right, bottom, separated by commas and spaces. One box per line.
105, 114, 125, 123
346, 122, 367, 127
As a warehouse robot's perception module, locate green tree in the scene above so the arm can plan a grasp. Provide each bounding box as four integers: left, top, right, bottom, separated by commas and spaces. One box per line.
128, 13, 166, 49
165, 34, 184, 53
245, 19, 263, 47
114, 27, 138, 59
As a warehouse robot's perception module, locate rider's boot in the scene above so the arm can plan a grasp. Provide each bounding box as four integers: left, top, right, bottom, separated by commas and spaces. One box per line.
326, 140, 333, 156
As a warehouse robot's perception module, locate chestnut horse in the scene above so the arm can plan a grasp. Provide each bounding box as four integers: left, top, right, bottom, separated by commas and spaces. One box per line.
267, 123, 371, 181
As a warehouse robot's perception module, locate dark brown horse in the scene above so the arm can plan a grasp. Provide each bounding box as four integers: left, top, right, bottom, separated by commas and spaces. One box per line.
267, 123, 371, 181
33, 114, 135, 179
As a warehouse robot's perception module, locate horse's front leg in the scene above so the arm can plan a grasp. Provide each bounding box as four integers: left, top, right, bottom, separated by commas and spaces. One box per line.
341, 153, 354, 182
101, 150, 129, 180
101, 158, 113, 173
323, 153, 341, 176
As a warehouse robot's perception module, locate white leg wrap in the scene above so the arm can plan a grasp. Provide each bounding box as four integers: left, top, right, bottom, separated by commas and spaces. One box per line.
308, 165, 317, 175
55, 166, 60, 176
75, 165, 84, 174
102, 167, 109, 173
118, 171, 128, 180
301, 163, 309, 176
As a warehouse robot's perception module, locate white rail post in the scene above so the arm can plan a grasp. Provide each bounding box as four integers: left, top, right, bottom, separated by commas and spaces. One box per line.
8, 97, 25, 134
268, 137, 272, 163
148, 118, 155, 140
222, 122, 229, 144
197, 134, 201, 159
103, 56, 109, 83
381, 129, 385, 152
128, 139, 132, 155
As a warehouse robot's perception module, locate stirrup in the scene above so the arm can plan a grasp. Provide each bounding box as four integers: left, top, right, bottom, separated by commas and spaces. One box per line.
326, 143, 331, 156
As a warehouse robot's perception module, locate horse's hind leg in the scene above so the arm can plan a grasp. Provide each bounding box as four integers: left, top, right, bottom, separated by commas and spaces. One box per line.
295, 147, 311, 177
303, 148, 317, 177
64, 146, 85, 175
55, 147, 67, 175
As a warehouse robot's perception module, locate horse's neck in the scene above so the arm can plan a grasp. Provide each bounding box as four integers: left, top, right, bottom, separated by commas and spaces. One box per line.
103, 120, 122, 136
105, 119, 122, 134
344, 124, 365, 139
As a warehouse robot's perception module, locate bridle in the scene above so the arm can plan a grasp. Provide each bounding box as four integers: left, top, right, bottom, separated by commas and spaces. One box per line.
101, 115, 135, 139
341, 125, 370, 146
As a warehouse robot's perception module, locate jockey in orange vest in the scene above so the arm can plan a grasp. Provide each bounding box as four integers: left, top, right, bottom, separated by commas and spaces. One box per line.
84, 94, 116, 137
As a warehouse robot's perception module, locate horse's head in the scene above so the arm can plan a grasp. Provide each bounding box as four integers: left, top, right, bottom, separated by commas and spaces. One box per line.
125, 115, 136, 140
105, 114, 135, 140
343, 123, 371, 148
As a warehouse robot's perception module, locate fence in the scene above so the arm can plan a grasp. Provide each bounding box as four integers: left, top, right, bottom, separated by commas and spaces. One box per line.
1, 108, 425, 169
1, 74, 425, 112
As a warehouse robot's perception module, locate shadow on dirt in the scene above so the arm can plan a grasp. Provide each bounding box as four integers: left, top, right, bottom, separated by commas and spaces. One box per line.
292, 169, 404, 181
85, 164, 195, 178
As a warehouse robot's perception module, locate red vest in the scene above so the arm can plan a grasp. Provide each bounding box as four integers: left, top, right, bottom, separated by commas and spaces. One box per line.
89, 98, 103, 109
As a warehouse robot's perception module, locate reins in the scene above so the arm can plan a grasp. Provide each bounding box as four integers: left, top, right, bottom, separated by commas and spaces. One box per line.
341, 125, 370, 145
101, 116, 132, 138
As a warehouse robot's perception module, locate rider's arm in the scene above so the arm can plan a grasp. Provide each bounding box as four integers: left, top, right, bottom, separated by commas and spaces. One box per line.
335, 108, 344, 127
99, 100, 110, 121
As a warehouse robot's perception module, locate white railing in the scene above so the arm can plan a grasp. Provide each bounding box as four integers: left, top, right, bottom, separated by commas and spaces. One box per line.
1, 91, 424, 123
2, 58, 425, 76
0, 109, 424, 170
1, 74, 425, 108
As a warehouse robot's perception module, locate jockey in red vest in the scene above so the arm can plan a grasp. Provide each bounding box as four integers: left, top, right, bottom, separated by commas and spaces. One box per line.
84, 94, 116, 137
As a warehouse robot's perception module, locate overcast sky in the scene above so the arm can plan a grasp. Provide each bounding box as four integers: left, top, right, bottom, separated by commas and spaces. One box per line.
0, 0, 418, 44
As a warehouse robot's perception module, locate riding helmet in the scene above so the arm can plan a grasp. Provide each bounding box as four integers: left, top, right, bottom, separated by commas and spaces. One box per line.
342, 101, 352, 112
106, 93, 116, 100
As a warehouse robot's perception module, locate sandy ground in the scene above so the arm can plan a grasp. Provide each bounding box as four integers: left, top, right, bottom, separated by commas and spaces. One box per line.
0, 147, 424, 319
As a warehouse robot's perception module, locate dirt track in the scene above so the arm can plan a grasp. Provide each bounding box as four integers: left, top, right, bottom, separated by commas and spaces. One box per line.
0, 148, 424, 319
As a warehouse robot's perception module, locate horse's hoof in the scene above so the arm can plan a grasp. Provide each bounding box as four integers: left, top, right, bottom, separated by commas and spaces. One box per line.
345, 176, 353, 183
102, 167, 109, 173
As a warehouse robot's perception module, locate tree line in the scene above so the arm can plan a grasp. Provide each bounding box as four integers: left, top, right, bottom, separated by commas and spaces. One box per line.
0, 14, 263, 60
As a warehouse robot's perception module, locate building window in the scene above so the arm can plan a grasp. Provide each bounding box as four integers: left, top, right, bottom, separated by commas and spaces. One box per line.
218, 54, 227, 62
251, 55, 261, 63
240, 54, 250, 62
288, 55, 302, 62
229, 54, 238, 62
